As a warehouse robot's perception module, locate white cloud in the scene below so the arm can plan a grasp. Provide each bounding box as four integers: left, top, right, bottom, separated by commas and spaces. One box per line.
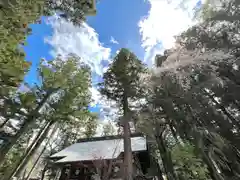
110, 36, 119, 44
45, 16, 111, 77
89, 85, 119, 122
89, 87, 101, 107
100, 97, 119, 121
45, 16, 116, 118
139, 0, 201, 65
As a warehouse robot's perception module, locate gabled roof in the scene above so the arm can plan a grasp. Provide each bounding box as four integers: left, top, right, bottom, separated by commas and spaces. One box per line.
51, 135, 147, 163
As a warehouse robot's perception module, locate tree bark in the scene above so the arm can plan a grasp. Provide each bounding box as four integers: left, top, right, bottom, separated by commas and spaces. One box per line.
203, 89, 240, 128
0, 120, 30, 165
155, 135, 178, 180
25, 129, 54, 180
123, 93, 133, 180
0, 91, 54, 165
25, 151, 46, 180
5, 121, 55, 180
0, 118, 9, 129
192, 130, 224, 180
40, 166, 47, 180
149, 150, 164, 180
202, 90, 240, 148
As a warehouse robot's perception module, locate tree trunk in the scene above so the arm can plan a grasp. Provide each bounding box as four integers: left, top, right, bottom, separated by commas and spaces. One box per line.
0, 120, 30, 165
146, 137, 164, 180
169, 94, 225, 180
53, 168, 62, 180
155, 135, 178, 180
40, 166, 47, 180
150, 154, 164, 180
203, 89, 240, 129
123, 93, 133, 180
26, 153, 46, 180
198, 142, 224, 180
202, 90, 240, 148
0, 118, 9, 129
0, 91, 54, 165
5, 121, 55, 180
183, 104, 225, 180
168, 120, 179, 144
25, 140, 51, 180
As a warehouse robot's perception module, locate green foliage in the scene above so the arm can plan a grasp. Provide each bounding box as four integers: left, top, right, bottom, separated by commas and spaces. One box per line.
0, 0, 98, 178
0, 56, 95, 168
146, 47, 240, 179
0, 129, 33, 177
0, 0, 96, 97
38, 57, 91, 119
102, 122, 115, 136
0, 0, 44, 95
44, 0, 97, 24
0, 0, 98, 129
3, 1, 240, 180
194, 0, 240, 22
173, 1, 240, 178
99, 48, 146, 105
99, 48, 146, 180
84, 113, 98, 138
0, 143, 24, 177
171, 143, 210, 180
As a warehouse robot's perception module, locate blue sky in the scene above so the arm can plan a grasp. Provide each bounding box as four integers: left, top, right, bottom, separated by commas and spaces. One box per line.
87, 0, 150, 58
23, 0, 200, 120
24, 0, 149, 84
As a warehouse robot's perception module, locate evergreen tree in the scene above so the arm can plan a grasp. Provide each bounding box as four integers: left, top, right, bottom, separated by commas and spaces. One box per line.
44, 0, 97, 24
0, 0, 98, 133
0, 56, 92, 166
142, 47, 240, 180
99, 48, 146, 180
171, 142, 210, 180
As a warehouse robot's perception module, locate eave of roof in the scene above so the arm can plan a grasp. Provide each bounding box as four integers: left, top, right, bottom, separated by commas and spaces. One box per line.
51, 135, 147, 163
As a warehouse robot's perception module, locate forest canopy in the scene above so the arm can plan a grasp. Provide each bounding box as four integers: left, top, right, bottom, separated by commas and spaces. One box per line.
1, 0, 240, 180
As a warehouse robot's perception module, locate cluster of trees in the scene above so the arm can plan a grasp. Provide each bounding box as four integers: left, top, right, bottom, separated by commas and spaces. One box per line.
98, 1, 240, 180
0, 0, 101, 180
1, 0, 240, 180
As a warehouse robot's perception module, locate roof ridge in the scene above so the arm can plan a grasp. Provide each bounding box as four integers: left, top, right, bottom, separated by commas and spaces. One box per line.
76, 133, 144, 143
